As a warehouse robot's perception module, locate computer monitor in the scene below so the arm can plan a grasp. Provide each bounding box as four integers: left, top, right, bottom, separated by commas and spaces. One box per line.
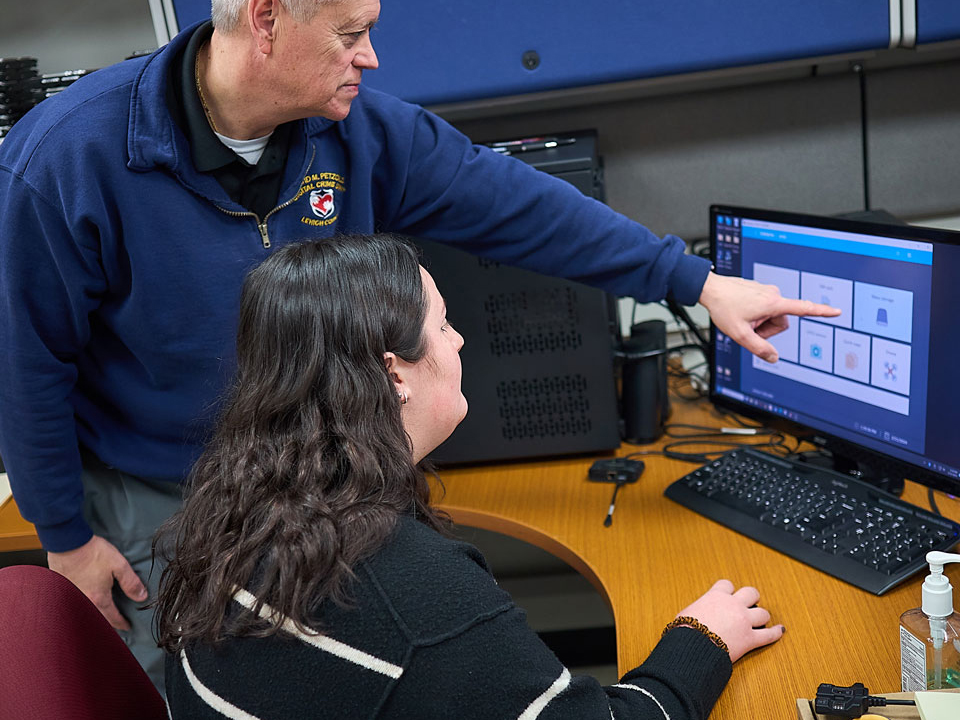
709, 204, 960, 500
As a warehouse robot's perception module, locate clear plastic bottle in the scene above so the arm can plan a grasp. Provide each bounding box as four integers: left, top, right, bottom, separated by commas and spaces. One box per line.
900, 551, 960, 690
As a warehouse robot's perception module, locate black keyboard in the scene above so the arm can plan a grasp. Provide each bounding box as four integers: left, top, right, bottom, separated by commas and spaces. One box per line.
664, 447, 960, 595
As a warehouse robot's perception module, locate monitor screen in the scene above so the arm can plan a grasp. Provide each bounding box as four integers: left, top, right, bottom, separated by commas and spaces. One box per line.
709, 204, 960, 497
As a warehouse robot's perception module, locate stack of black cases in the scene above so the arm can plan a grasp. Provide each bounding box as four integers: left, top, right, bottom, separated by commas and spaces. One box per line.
0, 59, 93, 142
0, 58, 42, 140
40, 68, 93, 102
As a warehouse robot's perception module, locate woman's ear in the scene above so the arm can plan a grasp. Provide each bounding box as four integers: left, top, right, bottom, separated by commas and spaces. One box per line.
383, 352, 410, 404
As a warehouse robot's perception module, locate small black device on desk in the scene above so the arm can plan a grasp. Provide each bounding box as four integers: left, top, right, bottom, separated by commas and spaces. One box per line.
589, 458, 644, 527
665, 205, 960, 594
814, 683, 915, 718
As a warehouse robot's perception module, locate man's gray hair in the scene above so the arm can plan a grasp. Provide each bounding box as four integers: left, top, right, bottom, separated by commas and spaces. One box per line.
211, 0, 337, 32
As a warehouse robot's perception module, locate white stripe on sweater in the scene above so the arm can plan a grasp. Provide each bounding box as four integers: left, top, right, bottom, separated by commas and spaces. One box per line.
232, 588, 404, 679
180, 651, 263, 720
611, 683, 671, 720
518, 667, 571, 720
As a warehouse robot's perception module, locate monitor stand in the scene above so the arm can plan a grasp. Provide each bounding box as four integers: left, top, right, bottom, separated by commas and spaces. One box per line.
796, 440, 906, 497
826, 452, 906, 497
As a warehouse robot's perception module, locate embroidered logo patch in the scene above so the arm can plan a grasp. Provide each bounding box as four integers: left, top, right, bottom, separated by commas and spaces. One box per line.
295, 172, 346, 228
309, 189, 335, 219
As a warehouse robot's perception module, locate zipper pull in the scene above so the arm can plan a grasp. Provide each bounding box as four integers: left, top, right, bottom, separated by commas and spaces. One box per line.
258, 221, 271, 248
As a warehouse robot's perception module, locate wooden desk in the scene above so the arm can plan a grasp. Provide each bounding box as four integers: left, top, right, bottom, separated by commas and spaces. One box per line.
0, 490, 42, 553
428, 397, 960, 720
2, 397, 959, 718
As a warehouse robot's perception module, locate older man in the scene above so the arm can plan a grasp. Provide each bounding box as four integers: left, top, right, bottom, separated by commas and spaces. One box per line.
0, 0, 836, 688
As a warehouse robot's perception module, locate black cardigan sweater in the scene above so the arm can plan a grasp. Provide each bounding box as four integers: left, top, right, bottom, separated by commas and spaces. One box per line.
165, 516, 731, 719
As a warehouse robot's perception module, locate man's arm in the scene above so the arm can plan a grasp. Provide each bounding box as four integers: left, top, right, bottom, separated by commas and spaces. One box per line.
0, 165, 145, 629
367, 96, 711, 306
0, 165, 98, 551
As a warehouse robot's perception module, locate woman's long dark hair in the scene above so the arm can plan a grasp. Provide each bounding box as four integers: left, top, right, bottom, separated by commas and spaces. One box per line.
154, 234, 450, 652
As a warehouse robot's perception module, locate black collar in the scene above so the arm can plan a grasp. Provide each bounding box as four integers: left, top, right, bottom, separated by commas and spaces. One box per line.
177, 21, 238, 173
166, 21, 295, 217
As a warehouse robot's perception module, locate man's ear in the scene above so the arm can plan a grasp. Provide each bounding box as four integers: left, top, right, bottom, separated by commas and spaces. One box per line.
248, 0, 281, 53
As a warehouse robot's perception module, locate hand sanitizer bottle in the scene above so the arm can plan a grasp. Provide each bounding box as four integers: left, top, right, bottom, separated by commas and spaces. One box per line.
900, 551, 960, 690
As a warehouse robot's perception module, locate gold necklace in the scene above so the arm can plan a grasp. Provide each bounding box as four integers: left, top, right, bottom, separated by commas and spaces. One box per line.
194, 42, 220, 134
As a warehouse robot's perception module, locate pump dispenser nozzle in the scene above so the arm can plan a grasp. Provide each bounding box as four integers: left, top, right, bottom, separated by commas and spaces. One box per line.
922, 551, 960, 618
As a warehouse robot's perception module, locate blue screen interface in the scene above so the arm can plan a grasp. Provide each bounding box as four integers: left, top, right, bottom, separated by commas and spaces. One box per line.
712, 209, 960, 482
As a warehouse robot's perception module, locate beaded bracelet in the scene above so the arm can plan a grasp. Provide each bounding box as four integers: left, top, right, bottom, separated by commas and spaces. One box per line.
662, 615, 730, 655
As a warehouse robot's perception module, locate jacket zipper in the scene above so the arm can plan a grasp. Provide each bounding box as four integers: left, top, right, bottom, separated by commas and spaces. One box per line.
212, 146, 317, 249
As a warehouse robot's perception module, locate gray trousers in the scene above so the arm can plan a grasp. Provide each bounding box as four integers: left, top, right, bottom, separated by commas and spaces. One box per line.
80, 452, 183, 693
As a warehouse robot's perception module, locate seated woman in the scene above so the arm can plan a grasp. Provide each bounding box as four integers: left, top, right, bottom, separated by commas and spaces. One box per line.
155, 234, 783, 719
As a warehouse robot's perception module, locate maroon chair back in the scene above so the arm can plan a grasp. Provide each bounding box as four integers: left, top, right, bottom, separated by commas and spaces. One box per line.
0, 564, 168, 720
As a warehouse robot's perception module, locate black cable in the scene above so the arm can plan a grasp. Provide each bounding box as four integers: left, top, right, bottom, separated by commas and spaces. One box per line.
667, 357, 707, 379
603, 481, 626, 527
656, 436, 790, 464
663, 423, 778, 439
623, 449, 667, 460
667, 358, 710, 401
621, 393, 797, 463
785, 447, 832, 463
664, 299, 699, 350
664, 295, 710, 353
614, 342, 704, 361
669, 379, 707, 403
766, 435, 803, 457
622, 411, 789, 462
687, 360, 708, 371
929, 487, 942, 516
854, 63, 871, 211
713, 407, 765, 429
690, 237, 711, 259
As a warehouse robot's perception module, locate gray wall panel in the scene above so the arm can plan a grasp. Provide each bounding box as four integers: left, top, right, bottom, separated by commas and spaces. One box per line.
0, 1, 157, 74
452, 73, 866, 242
867, 59, 960, 220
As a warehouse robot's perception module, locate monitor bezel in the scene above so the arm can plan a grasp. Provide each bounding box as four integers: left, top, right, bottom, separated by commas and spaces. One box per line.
708, 203, 960, 497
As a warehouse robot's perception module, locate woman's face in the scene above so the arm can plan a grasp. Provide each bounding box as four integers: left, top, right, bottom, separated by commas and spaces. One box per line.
399, 267, 467, 461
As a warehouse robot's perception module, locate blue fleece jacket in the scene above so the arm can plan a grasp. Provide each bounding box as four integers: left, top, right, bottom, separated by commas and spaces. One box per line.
0, 25, 710, 552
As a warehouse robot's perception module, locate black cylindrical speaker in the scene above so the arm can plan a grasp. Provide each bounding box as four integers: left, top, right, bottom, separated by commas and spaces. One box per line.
621, 320, 669, 444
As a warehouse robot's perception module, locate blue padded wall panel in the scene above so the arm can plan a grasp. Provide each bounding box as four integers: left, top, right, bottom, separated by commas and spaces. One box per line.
365, 0, 892, 105
171, 0, 210, 31
917, 1, 960, 44
163, 1, 892, 106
